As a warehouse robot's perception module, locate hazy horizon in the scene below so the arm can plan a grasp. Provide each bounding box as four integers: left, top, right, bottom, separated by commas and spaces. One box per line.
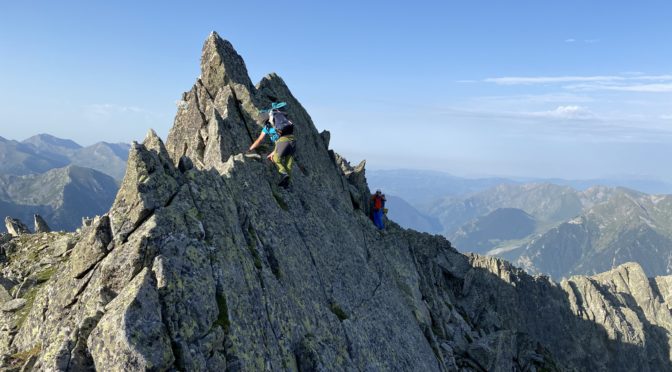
1, 1, 670, 182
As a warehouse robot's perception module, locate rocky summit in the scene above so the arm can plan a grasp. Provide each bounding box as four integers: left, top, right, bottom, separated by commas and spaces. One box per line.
1, 32, 672, 371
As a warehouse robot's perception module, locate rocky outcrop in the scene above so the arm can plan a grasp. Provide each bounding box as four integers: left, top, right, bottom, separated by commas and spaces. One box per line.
1, 32, 672, 371
4, 217, 29, 237
33, 214, 50, 233
87, 268, 174, 370
333, 152, 371, 215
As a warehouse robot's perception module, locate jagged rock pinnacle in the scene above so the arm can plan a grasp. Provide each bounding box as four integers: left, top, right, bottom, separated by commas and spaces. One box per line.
200, 32, 254, 98
33, 214, 51, 233
4, 217, 29, 237
4, 32, 672, 372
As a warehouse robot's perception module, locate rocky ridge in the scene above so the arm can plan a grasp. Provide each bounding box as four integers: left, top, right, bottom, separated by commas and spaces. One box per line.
1, 32, 672, 371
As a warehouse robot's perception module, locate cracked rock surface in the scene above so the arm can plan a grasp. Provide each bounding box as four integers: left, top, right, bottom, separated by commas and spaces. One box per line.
2, 32, 672, 371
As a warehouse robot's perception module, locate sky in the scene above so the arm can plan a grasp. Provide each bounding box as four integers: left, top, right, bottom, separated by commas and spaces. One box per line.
1, 0, 671, 181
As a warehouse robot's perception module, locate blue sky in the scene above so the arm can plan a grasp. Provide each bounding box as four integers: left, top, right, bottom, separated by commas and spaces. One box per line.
1, 0, 671, 180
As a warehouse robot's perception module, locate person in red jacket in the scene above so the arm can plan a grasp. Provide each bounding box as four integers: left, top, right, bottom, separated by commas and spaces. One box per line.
371, 190, 386, 230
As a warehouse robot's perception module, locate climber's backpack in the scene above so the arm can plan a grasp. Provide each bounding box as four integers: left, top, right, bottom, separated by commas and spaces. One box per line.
270, 109, 294, 136
261, 102, 294, 136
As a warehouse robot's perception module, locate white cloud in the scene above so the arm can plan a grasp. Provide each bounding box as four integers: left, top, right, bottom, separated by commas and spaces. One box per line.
484, 74, 672, 86
484, 75, 625, 85
584, 39, 600, 44
471, 93, 595, 105
85, 103, 147, 117
483, 74, 672, 93
534, 105, 596, 119
636, 75, 672, 81
661, 115, 672, 120
565, 38, 576, 43
567, 83, 672, 93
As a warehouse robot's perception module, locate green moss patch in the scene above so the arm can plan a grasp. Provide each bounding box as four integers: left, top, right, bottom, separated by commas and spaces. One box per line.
10, 343, 41, 364
246, 226, 263, 270
272, 191, 289, 211
329, 301, 348, 321
33, 266, 57, 283
214, 293, 231, 333
15, 285, 43, 329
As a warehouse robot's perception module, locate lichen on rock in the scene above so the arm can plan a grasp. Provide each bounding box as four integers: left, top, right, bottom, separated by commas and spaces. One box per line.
2, 31, 672, 372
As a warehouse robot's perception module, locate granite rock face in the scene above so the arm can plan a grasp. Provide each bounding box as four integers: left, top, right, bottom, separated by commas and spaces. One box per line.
1, 32, 672, 371
33, 215, 50, 234
4, 217, 29, 237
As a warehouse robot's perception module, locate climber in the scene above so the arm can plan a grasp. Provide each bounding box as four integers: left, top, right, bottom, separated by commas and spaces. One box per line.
256, 102, 296, 188
248, 116, 279, 152
371, 190, 386, 230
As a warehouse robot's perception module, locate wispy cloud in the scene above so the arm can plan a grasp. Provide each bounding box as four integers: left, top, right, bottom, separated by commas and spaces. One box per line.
470, 93, 595, 105
85, 103, 148, 117
661, 114, 672, 120
81, 103, 166, 126
530, 105, 596, 120
483, 74, 672, 93
438, 106, 672, 144
484, 75, 626, 85
566, 83, 672, 93
564, 38, 600, 44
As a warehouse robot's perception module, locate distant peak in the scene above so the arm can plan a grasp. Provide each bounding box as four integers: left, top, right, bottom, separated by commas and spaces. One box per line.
23, 133, 82, 149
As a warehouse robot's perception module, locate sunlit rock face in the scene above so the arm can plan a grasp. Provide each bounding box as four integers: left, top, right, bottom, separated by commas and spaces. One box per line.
1, 32, 672, 372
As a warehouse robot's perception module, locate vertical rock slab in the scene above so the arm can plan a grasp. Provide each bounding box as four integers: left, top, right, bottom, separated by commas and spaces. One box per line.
5, 217, 30, 237
68, 215, 112, 278
88, 268, 174, 371
33, 214, 51, 233
109, 130, 179, 243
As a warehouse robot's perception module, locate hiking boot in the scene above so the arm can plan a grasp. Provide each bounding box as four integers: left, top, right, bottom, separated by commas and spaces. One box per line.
278, 174, 290, 188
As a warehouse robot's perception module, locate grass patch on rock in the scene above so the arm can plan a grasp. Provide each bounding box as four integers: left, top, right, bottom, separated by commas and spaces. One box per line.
214, 292, 231, 334
15, 284, 43, 329
9, 343, 41, 364
329, 301, 348, 321
33, 266, 57, 284
272, 191, 289, 211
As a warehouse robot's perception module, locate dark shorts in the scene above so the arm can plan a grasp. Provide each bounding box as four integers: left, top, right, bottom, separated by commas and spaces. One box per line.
275, 136, 296, 158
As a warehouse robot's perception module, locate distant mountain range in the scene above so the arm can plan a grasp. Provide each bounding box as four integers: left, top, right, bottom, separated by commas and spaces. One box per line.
0, 165, 118, 231
368, 169, 672, 207
367, 169, 515, 207
513, 188, 672, 279
370, 169, 672, 279
1, 134, 129, 180
0, 134, 128, 232
384, 195, 442, 234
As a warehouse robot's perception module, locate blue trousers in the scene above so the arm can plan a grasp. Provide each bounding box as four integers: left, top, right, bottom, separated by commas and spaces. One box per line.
373, 209, 384, 230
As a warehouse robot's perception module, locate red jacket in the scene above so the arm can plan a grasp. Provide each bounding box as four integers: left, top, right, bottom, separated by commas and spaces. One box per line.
372, 195, 383, 210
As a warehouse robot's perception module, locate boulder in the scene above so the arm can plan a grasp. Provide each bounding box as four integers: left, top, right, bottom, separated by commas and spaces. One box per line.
1, 298, 27, 312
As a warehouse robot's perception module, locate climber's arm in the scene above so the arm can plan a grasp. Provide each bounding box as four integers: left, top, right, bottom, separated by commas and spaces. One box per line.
249, 131, 266, 151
